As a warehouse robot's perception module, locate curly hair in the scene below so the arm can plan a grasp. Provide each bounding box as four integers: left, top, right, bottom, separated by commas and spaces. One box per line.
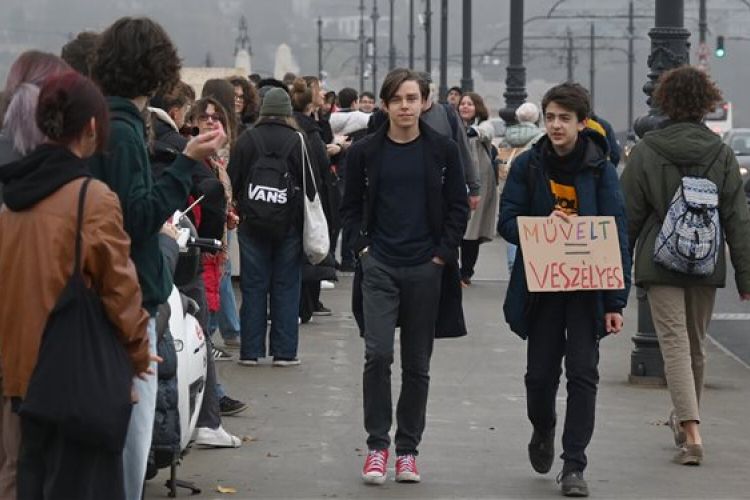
652, 66, 723, 122
92, 17, 181, 99
229, 75, 259, 123
290, 78, 314, 113
61, 31, 100, 77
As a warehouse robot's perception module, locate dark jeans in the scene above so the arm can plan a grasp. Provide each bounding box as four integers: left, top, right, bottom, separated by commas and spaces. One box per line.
18, 415, 125, 500
460, 239, 481, 280
525, 292, 600, 472
361, 255, 442, 455
238, 228, 302, 360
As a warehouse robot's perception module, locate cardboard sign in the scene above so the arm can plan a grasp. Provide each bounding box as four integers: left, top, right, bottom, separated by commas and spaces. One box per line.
518, 216, 625, 292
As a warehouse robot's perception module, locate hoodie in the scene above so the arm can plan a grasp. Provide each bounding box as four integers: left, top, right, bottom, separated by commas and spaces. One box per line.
621, 121, 750, 292
88, 97, 196, 315
329, 109, 370, 137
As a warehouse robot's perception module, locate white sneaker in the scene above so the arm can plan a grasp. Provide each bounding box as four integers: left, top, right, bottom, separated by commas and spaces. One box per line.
194, 426, 242, 448
321, 280, 335, 289
273, 357, 301, 367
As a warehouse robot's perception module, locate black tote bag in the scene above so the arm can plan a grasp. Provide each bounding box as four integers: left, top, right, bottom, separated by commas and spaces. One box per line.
19, 178, 134, 453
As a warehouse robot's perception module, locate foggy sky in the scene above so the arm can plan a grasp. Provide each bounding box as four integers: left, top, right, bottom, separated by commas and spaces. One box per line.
3, 0, 750, 132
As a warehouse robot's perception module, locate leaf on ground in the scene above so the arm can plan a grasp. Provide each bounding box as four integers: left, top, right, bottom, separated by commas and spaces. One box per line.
217, 485, 237, 494
267, 452, 279, 458
242, 435, 255, 443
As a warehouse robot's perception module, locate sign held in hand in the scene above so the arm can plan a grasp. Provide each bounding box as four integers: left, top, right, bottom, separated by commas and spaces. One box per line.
518, 216, 624, 292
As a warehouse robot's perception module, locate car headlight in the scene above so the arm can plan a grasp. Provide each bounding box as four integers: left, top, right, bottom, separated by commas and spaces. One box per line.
740, 166, 748, 177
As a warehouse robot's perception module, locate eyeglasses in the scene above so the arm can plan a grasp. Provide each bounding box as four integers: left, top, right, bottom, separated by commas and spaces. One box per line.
197, 113, 222, 123
234, 95, 245, 102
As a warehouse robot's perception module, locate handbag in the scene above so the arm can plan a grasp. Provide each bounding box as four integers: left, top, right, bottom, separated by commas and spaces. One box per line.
298, 131, 330, 265
19, 178, 134, 453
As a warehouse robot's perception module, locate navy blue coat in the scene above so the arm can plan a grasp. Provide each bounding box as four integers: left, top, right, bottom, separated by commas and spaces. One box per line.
341, 121, 470, 338
498, 131, 631, 339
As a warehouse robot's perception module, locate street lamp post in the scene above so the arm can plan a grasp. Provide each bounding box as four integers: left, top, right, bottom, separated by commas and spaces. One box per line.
590, 23, 595, 108
360, 0, 366, 91
424, 0, 432, 74
461, 0, 474, 92
628, 0, 635, 133
389, 0, 396, 70
439, 0, 449, 100
566, 27, 574, 82
318, 17, 324, 81
499, 0, 527, 126
409, 0, 415, 69
372, 0, 380, 95
629, 0, 690, 386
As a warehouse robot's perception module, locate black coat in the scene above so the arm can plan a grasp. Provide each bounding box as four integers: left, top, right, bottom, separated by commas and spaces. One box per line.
341, 121, 470, 338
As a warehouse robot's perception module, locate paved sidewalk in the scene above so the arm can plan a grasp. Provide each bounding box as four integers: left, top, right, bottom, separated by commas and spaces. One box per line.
145, 240, 750, 499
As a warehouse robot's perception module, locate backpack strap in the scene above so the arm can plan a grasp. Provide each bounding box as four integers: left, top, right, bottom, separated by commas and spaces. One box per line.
74, 178, 93, 276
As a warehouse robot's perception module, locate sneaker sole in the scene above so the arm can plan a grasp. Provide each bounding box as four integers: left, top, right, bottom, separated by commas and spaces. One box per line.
362, 473, 387, 485
273, 361, 301, 367
562, 486, 589, 497
395, 473, 421, 483
312, 311, 333, 316
238, 360, 259, 366
221, 405, 249, 417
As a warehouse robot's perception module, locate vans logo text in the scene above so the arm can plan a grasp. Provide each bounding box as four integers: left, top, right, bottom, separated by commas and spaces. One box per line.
248, 184, 288, 204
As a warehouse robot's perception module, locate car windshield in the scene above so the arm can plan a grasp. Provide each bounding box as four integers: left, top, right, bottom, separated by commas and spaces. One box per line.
727, 133, 750, 155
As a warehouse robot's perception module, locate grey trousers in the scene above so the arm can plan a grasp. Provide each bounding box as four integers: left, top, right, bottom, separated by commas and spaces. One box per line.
647, 285, 716, 423
361, 255, 443, 455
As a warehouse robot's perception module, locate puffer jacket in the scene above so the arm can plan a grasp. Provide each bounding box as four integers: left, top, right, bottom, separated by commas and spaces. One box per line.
621, 121, 750, 293
498, 131, 631, 340
505, 122, 544, 148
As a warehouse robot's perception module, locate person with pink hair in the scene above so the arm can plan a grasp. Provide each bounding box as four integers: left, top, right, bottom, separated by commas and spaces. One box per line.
0, 50, 71, 500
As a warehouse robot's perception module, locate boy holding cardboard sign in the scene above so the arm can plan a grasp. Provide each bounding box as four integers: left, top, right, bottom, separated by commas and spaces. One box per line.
498, 83, 631, 498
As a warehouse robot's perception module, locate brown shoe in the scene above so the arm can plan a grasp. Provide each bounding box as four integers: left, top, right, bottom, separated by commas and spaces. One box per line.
668, 410, 687, 448
674, 444, 703, 466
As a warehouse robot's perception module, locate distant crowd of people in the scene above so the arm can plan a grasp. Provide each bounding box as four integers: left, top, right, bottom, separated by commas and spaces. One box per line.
1, 14, 750, 500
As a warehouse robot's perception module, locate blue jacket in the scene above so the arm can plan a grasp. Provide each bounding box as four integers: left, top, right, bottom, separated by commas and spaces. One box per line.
498, 131, 631, 339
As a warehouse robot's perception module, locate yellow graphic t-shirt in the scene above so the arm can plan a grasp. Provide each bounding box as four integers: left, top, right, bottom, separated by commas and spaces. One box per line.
550, 180, 578, 215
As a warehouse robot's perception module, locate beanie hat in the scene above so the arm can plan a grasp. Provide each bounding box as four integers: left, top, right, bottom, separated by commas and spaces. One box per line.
516, 102, 540, 124
260, 88, 292, 117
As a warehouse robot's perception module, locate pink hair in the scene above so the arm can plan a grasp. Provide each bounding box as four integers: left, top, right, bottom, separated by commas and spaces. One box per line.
1, 51, 71, 155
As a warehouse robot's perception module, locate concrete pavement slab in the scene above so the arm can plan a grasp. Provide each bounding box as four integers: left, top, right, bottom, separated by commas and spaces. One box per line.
145, 240, 750, 499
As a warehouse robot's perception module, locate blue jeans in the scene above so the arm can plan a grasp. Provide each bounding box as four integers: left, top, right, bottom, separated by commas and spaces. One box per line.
210, 231, 241, 341
123, 317, 157, 500
238, 228, 302, 360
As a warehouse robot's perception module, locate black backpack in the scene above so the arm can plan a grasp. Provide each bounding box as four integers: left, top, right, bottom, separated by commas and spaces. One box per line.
242, 129, 300, 237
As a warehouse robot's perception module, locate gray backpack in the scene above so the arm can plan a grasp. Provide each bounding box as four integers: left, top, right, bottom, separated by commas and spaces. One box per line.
653, 147, 724, 276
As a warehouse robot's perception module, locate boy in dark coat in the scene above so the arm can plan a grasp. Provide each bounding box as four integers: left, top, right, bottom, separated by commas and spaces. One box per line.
341, 68, 469, 485
498, 82, 631, 498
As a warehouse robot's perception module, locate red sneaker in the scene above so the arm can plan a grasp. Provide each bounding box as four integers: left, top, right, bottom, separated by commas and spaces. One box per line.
395, 454, 421, 483
362, 449, 389, 484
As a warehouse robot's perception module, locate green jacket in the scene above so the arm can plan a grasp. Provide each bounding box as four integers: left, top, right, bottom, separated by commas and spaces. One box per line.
621, 121, 750, 293
89, 97, 195, 314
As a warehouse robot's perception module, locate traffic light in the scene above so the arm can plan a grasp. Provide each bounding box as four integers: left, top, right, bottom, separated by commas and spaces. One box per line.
715, 36, 726, 58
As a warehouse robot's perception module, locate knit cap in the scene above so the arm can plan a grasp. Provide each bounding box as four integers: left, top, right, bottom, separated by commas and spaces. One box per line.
260, 88, 292, 117
516, 102, 540, 124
